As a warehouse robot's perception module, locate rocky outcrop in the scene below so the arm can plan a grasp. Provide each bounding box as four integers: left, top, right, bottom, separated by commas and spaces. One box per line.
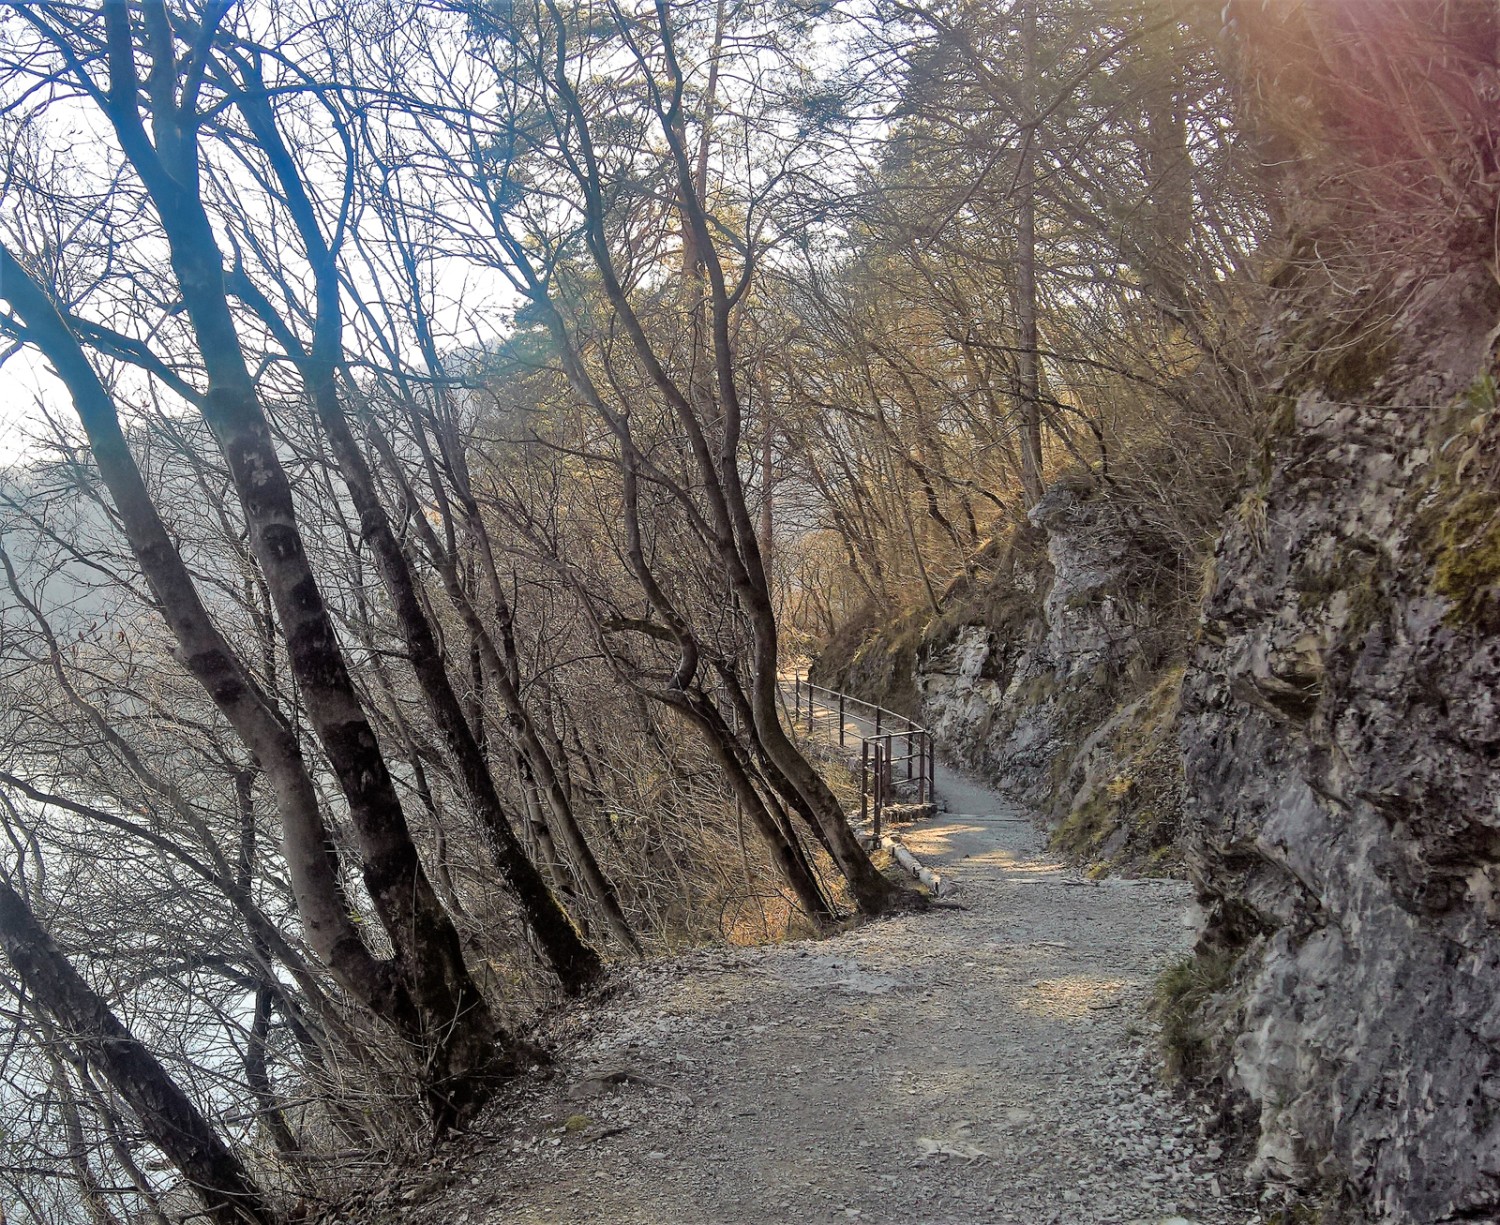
815, 476, 1193, 873
1172, 4, 1500, 1218
1051, 668, 1186, 873
915, 482, 1135, 803
1180, 254, 1500, 1219
911, 482, 1191, 872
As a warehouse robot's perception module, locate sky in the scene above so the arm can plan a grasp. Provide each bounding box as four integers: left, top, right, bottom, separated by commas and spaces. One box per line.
0, 346, 66, 467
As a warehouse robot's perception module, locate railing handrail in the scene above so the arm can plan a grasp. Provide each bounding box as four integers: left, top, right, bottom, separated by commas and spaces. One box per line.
793, 676, 931, 741
783, 671, 938, 839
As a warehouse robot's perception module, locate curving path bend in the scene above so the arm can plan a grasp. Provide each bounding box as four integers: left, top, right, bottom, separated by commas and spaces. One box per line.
389, 747, 1258, 1225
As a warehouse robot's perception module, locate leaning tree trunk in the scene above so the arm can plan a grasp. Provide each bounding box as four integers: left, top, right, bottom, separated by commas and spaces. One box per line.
0, 246, 406, 1027
305, 361, 609, 985
30, 7, 515, 1128
674, 693, 836, 924
226, 70, 608, 987
352, 386, 636, 960
560, 304, 905, 912
739, 603, 910, 915
0, 879, 278, 1225
574, 15, 915, 917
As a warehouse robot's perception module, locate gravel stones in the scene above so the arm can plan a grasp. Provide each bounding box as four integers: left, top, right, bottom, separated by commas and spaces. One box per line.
380, 776, 1260, 1225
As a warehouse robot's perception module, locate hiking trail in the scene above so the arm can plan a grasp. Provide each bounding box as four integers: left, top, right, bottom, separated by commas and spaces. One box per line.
383, 739, 1257, 1225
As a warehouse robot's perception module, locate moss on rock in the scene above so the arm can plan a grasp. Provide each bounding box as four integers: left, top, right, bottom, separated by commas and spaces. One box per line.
1048, 668, 1187, 876
1431, 488, 1500, 631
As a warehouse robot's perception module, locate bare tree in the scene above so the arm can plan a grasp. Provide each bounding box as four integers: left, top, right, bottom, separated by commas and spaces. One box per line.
435, 0, 916, 915
0, 871, 277, 1225
0, 2, 544, 1130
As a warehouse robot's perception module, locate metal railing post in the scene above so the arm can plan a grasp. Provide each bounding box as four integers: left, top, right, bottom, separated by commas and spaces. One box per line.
861, 740, 869, 827
917, 732, 926, 805
785, 679, 940, 826
884, 733, 893, 803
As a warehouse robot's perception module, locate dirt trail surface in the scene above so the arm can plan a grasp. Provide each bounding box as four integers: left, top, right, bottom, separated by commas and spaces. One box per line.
382, 756, 1258, 1225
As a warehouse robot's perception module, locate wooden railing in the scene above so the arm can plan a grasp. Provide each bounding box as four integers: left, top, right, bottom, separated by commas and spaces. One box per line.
786, 672, 937, 839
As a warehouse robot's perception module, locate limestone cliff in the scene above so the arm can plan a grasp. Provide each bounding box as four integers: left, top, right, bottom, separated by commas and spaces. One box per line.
916, 483, 1137, 801
1172, 4, 1500, 1219
1180, 249, 1500, 1224
815, 478, 1195, 874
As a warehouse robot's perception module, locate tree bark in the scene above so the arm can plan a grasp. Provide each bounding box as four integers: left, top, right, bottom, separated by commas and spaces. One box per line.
674, 694, 835, 924
0, 878, 278, 1225
1016, 0, 1046, 507
0, 243, 402, 1031
87, 6, 514, 1127
224, 65, 608, 987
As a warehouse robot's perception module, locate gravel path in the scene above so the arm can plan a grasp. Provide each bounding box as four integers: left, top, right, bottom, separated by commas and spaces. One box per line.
384, 755, 1259, 1225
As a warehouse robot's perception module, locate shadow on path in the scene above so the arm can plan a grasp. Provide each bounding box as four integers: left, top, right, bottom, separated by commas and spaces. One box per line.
399, 694, 1252, 1225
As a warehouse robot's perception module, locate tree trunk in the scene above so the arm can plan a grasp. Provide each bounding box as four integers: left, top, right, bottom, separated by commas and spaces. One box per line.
0, 244, 405, 1031
1016, 0, 1045, 507
355, 391, 635, 961
0, 879, 278, 1225
224, 47, 606, 993
244, 984, 301, 1156
675, 695, 835, 924
742, 618, 910, 915
92, 8, 519, 1128
308, 369, 610, 983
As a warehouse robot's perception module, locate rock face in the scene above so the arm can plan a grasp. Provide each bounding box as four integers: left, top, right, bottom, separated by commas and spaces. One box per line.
1180, 257, 1500, 1221
916, 482, 1133, 803
831, 479, 1195, 873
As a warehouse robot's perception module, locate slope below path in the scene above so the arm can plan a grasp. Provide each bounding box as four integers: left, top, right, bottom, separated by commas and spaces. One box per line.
381, 750, 1259, 1225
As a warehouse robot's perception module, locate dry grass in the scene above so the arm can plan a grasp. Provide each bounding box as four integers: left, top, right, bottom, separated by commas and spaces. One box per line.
1233, 0, 1500, 344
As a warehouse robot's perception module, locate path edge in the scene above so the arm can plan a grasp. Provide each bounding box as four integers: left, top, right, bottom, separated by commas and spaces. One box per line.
861, 829, 954, 897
